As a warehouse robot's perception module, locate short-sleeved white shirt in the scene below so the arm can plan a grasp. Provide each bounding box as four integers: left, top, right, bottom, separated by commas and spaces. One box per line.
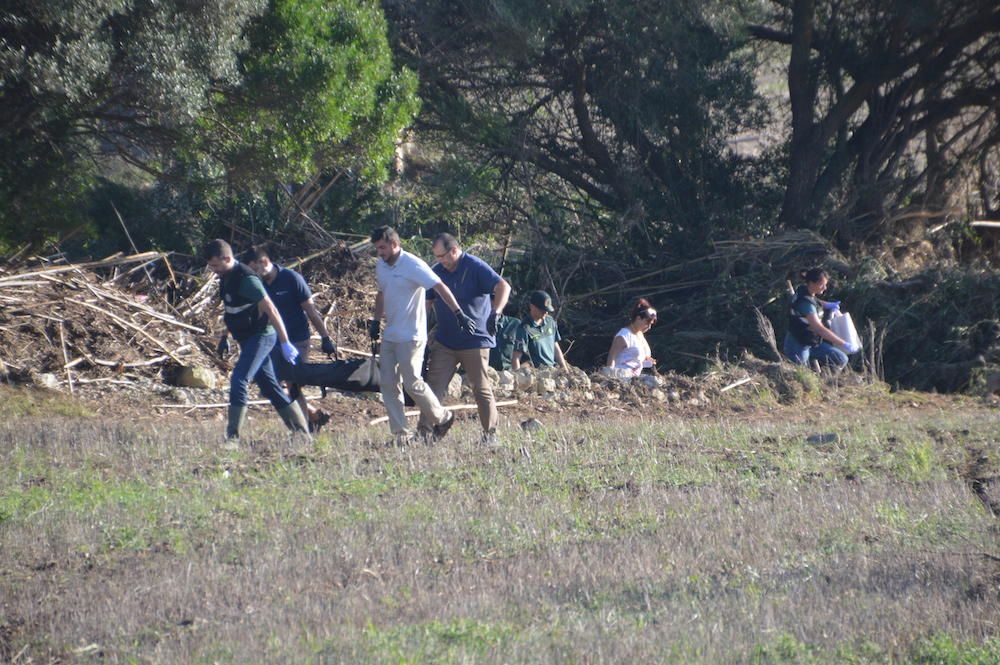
376, 250, 441, 342
611, 327, 652, 376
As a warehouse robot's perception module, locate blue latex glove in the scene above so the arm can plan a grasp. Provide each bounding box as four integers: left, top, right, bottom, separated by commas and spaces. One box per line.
280, 341, 299, 365
822, 300, 841, 311
454, 309, 477, 336
843, 342, 860, 354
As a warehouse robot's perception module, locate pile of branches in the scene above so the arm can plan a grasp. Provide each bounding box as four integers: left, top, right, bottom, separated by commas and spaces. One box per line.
0, 241, 382, 394
0, 252, 217, 391
543, 230, 849, 370
837, 267, 999, 392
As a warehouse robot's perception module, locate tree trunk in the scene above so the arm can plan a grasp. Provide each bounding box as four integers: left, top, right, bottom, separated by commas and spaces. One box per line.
778, 0, 821, 230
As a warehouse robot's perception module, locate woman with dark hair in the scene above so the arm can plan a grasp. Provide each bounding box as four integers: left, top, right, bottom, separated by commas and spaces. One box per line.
784, 268, 853, 369
606, 298, 657, 376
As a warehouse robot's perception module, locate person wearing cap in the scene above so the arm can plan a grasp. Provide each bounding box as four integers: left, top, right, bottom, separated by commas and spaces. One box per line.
606, 298, 657, 377
421, 233, 511, 446
243, 244, 336, 432
512, 290, 569, 371
368, 225, 476, 446
204, 239, 310, 442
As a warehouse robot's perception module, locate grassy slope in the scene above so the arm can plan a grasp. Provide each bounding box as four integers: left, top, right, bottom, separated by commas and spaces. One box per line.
0, 393, 997, 664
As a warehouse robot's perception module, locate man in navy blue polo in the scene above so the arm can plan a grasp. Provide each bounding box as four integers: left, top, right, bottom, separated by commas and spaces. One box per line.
244, 245, 337, 431
422, 233, 511, 446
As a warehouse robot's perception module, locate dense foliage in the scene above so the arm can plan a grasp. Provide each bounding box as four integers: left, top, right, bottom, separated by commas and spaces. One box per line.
386, 0, 773, 254
0, 0, 417, 251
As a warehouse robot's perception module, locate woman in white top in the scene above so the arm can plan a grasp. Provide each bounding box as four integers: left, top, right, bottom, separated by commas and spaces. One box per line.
606, 298, 657, 376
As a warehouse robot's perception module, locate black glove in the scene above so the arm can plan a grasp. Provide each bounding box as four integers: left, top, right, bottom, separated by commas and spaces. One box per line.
320, 336, 337, 357
367, 318, 381, 341
454, 309, 477, 336
486, 311, 499, 336
217, 335, 230, 358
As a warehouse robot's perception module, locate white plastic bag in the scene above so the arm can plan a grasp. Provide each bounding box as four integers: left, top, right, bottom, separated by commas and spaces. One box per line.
829, 311, 862, 354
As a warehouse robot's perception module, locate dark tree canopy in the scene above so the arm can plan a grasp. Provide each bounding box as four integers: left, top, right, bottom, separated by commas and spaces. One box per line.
748, 0, 1000, 238
0, 0, 418, 250
387, 0, 772, 254
0, 0, 265, 245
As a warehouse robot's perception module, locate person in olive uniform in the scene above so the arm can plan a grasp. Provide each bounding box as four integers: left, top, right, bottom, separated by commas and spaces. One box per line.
511, 290, 569, 371
488, 313, 521, 371
204, 239, 310, 441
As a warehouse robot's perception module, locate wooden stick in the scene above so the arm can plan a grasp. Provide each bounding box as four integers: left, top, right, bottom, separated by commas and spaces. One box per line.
153, 398, 316, 410
368, 400, 518, 426
337, 346, 376, 357
719, 377, 753, 393
82, 283, 204, 333
285, 244, 340, 270
72, 299, 184, 363
66, 377, 136, 386
110, 201, 159, 292
58, 322, 74, 395
80, 355, 169, 368
0, 251, 164, 285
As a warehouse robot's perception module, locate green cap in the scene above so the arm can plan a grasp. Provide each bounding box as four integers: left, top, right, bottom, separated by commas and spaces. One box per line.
529, 290, 554, 313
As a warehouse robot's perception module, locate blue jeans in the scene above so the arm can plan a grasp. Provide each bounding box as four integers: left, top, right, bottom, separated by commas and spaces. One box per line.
783, 334, 848, 369
230, 331, 293, 408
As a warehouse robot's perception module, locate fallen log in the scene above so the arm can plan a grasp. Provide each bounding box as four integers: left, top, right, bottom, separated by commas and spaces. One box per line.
0, 251, 165, 286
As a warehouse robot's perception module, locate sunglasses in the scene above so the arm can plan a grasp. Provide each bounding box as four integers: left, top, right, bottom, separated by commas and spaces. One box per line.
639, 308, 657, 322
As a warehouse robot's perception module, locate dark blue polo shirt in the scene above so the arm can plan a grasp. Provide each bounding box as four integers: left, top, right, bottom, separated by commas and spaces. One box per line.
263, 265, 312, 343
427, 252, 502, 350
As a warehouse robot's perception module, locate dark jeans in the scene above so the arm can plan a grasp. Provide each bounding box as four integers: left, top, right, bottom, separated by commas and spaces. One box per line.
230, 331, 292, 408
783, 334, 848, 369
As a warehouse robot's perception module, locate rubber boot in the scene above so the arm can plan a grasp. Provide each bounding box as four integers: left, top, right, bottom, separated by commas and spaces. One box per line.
277, 402, 310, 434
226, 405, 247, 440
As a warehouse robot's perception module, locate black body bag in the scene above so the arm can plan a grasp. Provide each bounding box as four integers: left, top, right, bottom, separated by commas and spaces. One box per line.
279, 343, 380, 395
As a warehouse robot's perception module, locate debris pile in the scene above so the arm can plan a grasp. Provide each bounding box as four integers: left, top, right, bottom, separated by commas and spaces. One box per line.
0, 252, 220, 394
0, 245, 376, 402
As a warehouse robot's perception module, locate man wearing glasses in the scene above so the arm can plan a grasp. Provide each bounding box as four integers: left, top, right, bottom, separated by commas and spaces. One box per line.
423, 233, 511, 447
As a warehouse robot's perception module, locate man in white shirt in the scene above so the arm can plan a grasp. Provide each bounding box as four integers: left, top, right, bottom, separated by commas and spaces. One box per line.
369, 226, 476, 445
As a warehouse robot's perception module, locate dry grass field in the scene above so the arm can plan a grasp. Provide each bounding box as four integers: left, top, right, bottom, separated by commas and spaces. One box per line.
1, 387, 997, 664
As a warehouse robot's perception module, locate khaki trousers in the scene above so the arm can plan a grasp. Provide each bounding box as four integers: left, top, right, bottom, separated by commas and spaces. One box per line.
380, 340, 448, 435
421, 339, 498, 433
